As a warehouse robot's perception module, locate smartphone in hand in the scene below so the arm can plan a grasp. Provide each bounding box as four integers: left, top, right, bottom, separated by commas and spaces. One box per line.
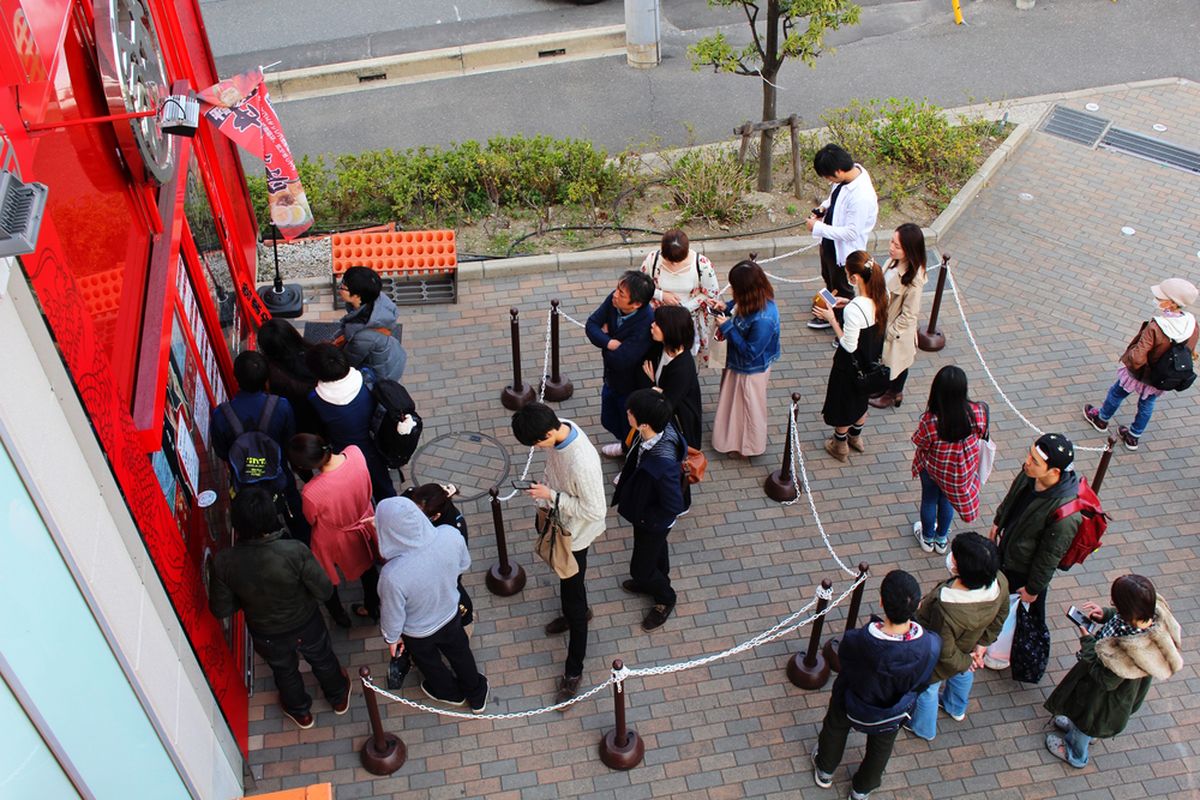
818, 288, 838, 308
1066, 606, 1097, 633
512, 479, 534, 490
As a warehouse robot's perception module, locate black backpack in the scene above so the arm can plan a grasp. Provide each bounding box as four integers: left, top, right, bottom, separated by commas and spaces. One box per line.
219, 396, 288, 492
367, 377, 423, 468
1146, 338, 1196, 392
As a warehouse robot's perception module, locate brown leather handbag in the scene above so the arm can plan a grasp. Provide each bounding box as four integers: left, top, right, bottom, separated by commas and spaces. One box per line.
534, 496, 579, 579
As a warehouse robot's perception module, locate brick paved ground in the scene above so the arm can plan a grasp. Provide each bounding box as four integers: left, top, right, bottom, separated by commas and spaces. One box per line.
245, 82, 1200, 800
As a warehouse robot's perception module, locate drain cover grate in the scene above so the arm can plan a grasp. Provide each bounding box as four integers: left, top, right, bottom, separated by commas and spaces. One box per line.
1100, 128, 1200, 175
1040, 105, 1110, 147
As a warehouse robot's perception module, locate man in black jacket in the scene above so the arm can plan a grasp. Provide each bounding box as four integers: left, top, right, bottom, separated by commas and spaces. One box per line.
613, 389, 686, 631
208, 487, 351, 729
586, 271, 655, 455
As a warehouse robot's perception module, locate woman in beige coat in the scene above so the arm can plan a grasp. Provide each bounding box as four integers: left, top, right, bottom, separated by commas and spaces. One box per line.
871, 223, 928, 409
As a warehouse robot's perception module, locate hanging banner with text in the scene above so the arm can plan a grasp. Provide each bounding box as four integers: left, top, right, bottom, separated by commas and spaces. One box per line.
198, 69, 314, 240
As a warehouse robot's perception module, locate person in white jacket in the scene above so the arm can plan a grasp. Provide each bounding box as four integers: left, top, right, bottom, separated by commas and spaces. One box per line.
806, 144, 879, 330
512, 402, 607, 705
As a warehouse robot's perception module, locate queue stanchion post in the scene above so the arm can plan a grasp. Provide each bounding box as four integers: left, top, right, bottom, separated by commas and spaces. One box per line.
358, 667, 407, 775
918, 253, 951, 352
599, 659, 644, 770
787, 579, 833, 689
543, 299, 574, 401
501, 307, 536, 410
1091, 432, 1117, 494
764, 392, 801, 502
485, 487, 526, 596
823, 563, 868, 673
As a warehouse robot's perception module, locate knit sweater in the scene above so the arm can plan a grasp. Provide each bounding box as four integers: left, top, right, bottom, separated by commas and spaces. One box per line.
539, 420, 607, 551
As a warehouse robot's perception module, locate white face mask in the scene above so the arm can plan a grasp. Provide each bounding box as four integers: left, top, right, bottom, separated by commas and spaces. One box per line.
945, 552, 956, 575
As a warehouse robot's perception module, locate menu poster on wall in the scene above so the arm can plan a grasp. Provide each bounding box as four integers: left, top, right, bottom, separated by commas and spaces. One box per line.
176, 408, 201, 496
194, 385, 211, 448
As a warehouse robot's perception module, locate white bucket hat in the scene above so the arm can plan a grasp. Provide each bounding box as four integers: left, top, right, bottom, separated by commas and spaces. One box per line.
1151, 278, 1198, 310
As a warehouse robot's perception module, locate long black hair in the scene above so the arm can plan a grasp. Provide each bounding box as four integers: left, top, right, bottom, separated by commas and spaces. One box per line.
926, 365, 974, 442
892, 223, 927, 287
257, 318, 315, 380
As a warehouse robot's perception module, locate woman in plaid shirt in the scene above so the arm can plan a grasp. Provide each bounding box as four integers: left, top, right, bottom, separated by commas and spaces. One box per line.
911, 366, 989, 554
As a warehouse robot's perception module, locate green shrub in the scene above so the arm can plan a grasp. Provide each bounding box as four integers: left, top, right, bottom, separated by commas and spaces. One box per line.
664, 147, 754, 225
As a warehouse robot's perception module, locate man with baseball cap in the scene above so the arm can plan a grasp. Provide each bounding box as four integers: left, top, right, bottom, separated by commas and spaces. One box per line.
983, 434, 1082, 671
1084, 277, 1198, 450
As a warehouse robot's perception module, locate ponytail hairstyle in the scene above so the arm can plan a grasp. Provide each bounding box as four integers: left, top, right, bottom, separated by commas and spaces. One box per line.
894, 222, 927, 287
287, 433, 333, 471
844, 251, 888, 337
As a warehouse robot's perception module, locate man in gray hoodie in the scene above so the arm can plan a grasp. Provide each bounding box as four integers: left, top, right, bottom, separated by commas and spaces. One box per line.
336, 266, 408, 381
377, 496, 488, 712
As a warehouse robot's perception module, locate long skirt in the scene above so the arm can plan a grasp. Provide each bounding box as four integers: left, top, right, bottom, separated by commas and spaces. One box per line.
712, 368, 771, 456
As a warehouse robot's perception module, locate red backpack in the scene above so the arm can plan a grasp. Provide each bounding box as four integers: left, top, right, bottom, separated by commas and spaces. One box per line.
1051, 477, 1110, 570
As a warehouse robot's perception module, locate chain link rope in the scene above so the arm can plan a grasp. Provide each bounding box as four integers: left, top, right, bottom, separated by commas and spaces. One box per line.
497, 308, 555, 502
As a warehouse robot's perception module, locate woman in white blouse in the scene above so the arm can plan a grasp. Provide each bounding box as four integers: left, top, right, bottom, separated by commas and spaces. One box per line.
639, 229, 722, 367
812, 251, 890, 461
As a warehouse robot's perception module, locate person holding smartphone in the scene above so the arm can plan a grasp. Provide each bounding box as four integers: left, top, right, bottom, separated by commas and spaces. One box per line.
1043, 575, 1182, 769
511, 402, 606, 704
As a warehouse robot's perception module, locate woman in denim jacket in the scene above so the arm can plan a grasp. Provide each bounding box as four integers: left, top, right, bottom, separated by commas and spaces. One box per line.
712, 259, 781, 457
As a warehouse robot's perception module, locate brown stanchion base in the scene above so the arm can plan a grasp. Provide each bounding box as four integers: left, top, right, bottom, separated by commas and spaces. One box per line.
763, 470, 799, 502
786, 651, 831, 689
360, 734, 407, 775
542, 377, 574, 402
485, 561, 527, 596
500, 384, 536, 411
599, 728, 644, 770
822, 636, 842, 673
917, 328, 946, 353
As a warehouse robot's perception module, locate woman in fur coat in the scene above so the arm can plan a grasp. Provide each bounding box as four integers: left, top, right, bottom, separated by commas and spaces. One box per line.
1043, 574, 1183, 768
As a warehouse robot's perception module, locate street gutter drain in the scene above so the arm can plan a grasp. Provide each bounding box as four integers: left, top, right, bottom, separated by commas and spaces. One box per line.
1099, 128, 1200, 176
1040, 105, 1110, 147
538, 48, 567, 58
358, 72, 387, 83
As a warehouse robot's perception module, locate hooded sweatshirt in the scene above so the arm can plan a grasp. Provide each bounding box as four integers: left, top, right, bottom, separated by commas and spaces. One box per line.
377, 497, 470, 642
341, 295, 408, 381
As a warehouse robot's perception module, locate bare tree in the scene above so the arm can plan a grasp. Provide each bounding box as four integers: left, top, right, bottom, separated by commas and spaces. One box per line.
690, 0, 860, 191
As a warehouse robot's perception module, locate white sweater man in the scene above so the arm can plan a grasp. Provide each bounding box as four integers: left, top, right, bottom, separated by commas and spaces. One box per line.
511, 402, 607, 704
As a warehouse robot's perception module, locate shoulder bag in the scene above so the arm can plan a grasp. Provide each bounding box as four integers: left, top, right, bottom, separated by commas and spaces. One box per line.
535, 496, 579, 579
849, 304, 890, 394
976, 401, 997, 486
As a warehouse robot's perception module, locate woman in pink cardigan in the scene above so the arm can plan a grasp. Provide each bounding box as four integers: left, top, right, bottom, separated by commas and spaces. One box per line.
288, 433, 380, 627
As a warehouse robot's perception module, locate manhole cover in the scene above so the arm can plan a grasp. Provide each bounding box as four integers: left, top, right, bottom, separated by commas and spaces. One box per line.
409, 431, 513, 501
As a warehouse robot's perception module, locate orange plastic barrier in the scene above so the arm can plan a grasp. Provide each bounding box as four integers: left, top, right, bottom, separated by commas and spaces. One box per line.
331, 229, 457, 277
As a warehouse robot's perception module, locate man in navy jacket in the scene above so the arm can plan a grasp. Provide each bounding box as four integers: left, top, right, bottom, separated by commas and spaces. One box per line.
586, 271, 655, 455
613, 389, 686, 631
811, 570, 941, 799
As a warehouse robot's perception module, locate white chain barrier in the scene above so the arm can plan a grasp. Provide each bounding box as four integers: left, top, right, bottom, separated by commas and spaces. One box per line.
363, 672, 618, 721
944, 265, 1107, 453
497, 308, 556, 502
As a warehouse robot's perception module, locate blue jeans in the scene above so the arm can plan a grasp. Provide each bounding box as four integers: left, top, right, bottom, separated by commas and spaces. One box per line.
908, 670, 974, 740
1098, 380, 1157, 437
1062, 718, 1091, 767
918, 469, 954, 545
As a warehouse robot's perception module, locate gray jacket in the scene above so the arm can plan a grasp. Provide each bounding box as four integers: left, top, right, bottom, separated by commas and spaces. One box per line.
341, 294, 408, 381
377, 497, 470, 642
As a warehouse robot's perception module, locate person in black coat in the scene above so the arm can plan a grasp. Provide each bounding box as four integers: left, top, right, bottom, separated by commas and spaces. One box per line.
257, 318, 325, 438
642, 305, 703, 449
585, 271, 656, 455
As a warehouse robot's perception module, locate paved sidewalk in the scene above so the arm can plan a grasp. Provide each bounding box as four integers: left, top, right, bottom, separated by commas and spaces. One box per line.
245, 82, 1200, 800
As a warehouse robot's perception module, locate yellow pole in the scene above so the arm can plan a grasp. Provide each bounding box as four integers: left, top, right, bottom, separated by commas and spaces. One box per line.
952, 0, 963, 23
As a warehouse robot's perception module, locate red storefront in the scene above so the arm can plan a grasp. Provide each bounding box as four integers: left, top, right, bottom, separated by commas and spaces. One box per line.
1, 0, 264, 753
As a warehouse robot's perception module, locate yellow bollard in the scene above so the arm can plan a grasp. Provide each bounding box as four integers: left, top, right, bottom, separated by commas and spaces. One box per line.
952, 0, 963, 23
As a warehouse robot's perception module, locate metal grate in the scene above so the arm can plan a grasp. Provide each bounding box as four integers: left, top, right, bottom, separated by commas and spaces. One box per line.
1099, 128, 1200, 175
1040, 105, 1110, 147
0, 171, 49, 257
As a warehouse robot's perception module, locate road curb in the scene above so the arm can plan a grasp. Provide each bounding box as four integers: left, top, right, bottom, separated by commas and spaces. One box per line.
267, 26, 626, 101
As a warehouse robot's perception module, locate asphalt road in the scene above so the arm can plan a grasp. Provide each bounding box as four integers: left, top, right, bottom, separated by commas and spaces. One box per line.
266, 0, 1199, 161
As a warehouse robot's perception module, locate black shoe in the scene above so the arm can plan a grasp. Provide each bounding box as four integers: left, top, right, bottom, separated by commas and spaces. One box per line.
555, 674, 583, 707
642, 603, 674, 631
329, 606, 352, 629
545, 608, 593, 635
807, 319, 832, 330
1117, 425, 1139, 451
470, 676, 490, 714
420, 681, 466, 707
621, 579, 649, 596
331, 676, 354, 715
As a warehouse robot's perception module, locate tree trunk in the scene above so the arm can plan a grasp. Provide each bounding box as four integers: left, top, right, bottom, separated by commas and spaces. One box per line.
757, 0, 781, 192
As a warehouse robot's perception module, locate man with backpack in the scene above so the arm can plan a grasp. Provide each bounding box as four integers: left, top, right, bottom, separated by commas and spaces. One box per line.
211, 351, 308, 543
1084, 277, 1197, 451
983, 434, 1086, 675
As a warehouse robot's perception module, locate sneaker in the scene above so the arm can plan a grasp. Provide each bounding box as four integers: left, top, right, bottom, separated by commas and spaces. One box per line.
1082, 404, 1108, 433
420, 681, 466, 707
807, 319, 832, 330
982, 654, 1009, 671
642, 603, 674, 631
932, 540, 949, 556
676, 504, 691, 517
811, 746, 833, 788
938, 698, 965, 722
913, 521, 934, 553
282, 707, 314, 730
849, 790, 872, 800
555, 674, 582, 707
544, 608, 593, 636
1117, 425, 1139, 451
901, 722, 933, 741
601, 442, 624, 458
469, 676, 490, 714
331, 676, 354, 715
